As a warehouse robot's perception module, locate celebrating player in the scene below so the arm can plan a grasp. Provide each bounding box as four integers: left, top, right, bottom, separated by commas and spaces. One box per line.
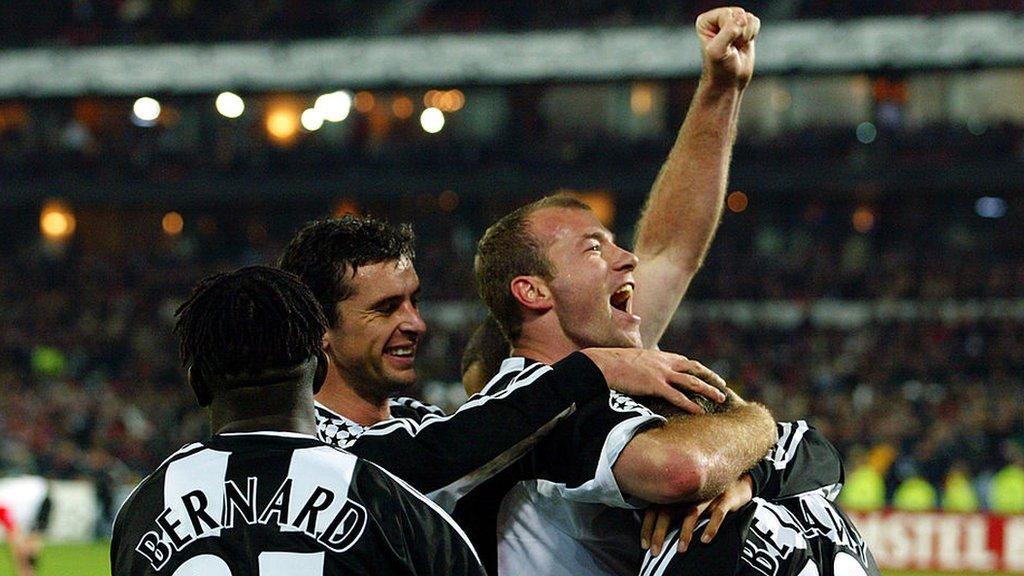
470, 8, 878, 575
277, 215, 730, 511
110, 266, 485, 575
272, 7, 797, 576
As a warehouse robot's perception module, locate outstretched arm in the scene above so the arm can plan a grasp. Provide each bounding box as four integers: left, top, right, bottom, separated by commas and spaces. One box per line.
342, 349, 727, 503
633, 7, 760, 347
613, 390, 777, 504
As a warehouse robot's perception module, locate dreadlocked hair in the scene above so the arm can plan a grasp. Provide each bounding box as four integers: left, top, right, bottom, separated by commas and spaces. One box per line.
277, 215, 415, 327
175, 266, 328, 383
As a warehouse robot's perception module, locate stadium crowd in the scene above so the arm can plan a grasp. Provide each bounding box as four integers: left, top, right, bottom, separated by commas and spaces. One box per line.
3, 0, 1023, 47
1, 196, 1021, 515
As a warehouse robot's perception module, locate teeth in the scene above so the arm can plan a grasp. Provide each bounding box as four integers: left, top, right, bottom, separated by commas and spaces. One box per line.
389, 347, 414, 357
610, 284, 633, 313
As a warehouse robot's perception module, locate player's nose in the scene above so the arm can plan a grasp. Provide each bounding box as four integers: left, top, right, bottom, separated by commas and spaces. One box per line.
399, 304, 427, 336
611, 244, 639, 272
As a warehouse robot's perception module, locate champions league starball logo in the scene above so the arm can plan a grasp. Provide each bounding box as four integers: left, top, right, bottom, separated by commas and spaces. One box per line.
608, 391, 653, 415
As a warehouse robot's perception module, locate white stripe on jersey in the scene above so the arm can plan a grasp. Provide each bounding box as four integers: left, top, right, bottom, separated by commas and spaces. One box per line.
638, 519, 711, 576
367, 461, 484, 567
770, 421, 809, 471
478, 357, 528, 395
112, 442, 206, 530
164, 448, 231, 539
279, 446, 360, 539
260, 551, 326, 574
349, 361, 552, 442
220, 431, 320, 440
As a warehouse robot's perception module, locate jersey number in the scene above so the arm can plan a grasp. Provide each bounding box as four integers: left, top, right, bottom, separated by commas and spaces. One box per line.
171, 552, 324, 575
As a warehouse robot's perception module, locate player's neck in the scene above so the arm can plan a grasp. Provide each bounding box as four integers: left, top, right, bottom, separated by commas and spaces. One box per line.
511, 329, 579, 365
315, 371, 392, 426
210, 381, 318, 436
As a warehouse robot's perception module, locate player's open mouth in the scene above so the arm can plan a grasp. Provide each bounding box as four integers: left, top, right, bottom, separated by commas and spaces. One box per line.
610, 284, 634, 314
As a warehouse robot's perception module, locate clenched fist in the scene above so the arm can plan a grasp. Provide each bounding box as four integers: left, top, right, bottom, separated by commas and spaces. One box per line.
696, 7, 761, 90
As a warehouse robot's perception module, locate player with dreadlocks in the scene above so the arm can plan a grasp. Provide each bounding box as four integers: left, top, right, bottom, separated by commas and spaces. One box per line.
111, 266, 485, 576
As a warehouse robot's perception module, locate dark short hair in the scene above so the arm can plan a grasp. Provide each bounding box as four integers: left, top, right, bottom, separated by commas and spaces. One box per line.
474, 194, 591, 340
460, 315, 510, 379
278, 216, 415, 327
174, 266, 327, 385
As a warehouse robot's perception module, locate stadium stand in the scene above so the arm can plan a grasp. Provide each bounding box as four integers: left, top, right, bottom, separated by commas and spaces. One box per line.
1, 2, 1023, 573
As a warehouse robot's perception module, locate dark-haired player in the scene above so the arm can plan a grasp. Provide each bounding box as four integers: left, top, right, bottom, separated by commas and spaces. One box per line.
460, 316, 510, 397
110, 266, 485, 575
278, 215, 731, 513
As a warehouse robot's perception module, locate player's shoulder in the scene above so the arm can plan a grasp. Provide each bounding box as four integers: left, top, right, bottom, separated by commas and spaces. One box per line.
389, 396, 446, 420
112, 441, 207, 529
478, 356, 551, 395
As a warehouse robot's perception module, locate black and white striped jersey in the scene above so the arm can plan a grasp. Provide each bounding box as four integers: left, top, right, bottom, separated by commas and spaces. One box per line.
314, 351, 612, 510
475, 358, 667, 576
316, 397, 444, 448
111, 431, 485, 576
639, 422, 880, 576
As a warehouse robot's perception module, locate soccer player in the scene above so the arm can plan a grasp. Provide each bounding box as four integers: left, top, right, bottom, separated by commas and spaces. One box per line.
110, 266, 485, 576
0, 504, 37, 576
460, 315, 509, 397
277, 215, 731, 511
638, 423, 879, 576
473, 193, 778, 575
471, 8, 877, 574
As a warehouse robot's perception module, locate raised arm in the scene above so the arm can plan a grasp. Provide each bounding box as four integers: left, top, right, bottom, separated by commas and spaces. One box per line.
633, 7, 760, 347
613, 390, 777, 505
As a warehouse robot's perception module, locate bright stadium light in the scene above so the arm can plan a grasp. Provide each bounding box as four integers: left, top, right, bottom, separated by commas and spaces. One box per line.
162, 212, 184, 236
314, 91, 352, 122
215, 92, 245, 118
420, 107, 445, 133
133, 97, 161, 121
975, 197, 1007, 219
856, 122, 877, 144
40, 201, 76, 241
132, 97, 161, 126
301, 108, 324, 131
265, 107, 300, 144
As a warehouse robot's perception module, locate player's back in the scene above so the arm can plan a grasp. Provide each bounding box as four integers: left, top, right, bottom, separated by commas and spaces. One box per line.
111, 431, 484, 576
640, 490, 880, 576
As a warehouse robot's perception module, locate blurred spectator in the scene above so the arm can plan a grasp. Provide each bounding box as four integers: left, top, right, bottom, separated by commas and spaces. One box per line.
892, 476, 938, 511
941, 463, 980, 512
990, 441, 1024, 513
0, 191, 1022, 514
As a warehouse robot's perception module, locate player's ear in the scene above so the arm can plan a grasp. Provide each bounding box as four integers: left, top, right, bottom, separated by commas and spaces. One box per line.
313, 350, 329, 395
187, 366, 212, 407
510, 275, 553, 313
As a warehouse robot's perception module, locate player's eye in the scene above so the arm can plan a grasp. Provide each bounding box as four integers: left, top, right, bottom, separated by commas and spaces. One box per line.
374, 301, 400, 314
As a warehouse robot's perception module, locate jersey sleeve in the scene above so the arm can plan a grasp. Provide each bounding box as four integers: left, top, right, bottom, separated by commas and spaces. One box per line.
357, 462, 487, 576
344, 351, 611, 506
520, 391, 665, 508
748, 420, 845, 501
